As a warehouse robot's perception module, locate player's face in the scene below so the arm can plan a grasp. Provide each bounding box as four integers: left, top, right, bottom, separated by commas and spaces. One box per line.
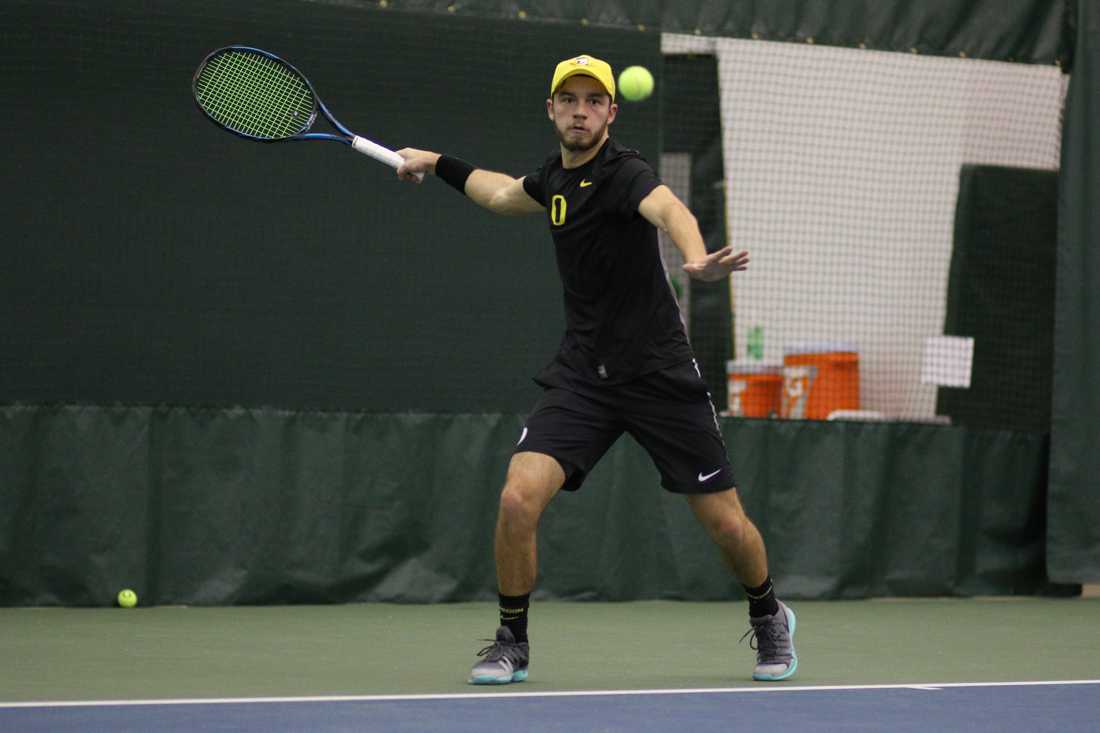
547, 75, 618, 152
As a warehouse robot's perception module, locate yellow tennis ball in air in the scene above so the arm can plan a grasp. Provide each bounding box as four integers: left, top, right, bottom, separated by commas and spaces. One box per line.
618, 65, 654, 101
117, 589, 138, 608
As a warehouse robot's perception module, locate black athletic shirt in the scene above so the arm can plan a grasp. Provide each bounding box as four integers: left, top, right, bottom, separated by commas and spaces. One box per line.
522, 138, 693, 386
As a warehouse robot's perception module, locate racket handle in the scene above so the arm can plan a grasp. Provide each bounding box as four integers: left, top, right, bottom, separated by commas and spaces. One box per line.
351, 135, 424, 180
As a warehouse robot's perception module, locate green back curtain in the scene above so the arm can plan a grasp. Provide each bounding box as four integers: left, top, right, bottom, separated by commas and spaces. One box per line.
1049, 0, 1100, 583
0, 407, 1064, 605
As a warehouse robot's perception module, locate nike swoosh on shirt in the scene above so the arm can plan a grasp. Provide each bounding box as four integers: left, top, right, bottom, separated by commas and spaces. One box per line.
698, 468, 722, 482
579, 179, 593, 187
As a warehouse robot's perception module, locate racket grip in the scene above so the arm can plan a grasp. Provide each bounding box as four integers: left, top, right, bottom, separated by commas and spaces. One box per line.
351, 136, 424, 180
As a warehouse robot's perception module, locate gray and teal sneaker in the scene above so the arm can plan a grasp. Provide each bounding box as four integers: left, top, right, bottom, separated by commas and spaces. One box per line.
743, 601, 798, 681
468, 626, 529, 685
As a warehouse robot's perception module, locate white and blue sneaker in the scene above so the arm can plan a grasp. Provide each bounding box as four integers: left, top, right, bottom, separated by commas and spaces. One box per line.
468, 626, 529, 685
743, 601, 798, 681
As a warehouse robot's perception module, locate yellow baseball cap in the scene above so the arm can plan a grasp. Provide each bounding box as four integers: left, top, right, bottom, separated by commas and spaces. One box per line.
550, 54, 616, 100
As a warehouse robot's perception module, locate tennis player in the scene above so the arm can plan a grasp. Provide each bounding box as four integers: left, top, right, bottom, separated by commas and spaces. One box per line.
396, 54, 796, 685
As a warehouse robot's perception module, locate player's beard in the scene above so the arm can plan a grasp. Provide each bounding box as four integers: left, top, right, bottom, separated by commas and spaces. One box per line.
556, 118, 609, 152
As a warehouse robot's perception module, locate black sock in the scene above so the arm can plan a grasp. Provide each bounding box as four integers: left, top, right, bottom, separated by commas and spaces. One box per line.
743, 576, 779, 618
499, 593, 530, 642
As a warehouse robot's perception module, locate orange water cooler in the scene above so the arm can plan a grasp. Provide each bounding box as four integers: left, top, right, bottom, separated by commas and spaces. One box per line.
780, 342, 860, 420
725, 361, 783, 418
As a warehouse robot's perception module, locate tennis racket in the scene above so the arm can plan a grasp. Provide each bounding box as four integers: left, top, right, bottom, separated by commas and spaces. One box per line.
192, 45, 420, 179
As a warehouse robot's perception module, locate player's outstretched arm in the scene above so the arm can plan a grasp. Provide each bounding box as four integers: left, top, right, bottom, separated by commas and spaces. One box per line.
396, 148, 543, 216
638, 185, 749, 282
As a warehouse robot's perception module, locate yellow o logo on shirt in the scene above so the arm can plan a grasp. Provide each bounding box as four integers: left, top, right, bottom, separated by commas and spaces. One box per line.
550, 195, 567, 226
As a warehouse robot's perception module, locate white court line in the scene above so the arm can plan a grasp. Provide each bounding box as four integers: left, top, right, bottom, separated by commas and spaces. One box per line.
1, 679, 1098, 709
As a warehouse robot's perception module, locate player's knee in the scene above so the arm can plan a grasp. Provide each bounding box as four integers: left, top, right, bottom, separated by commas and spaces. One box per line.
710, 511, 748, 547
692, 490, 750, 545
498, 482, 542, 530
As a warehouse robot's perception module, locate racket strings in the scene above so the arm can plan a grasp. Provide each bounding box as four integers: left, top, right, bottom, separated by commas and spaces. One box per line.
205, 51, 310, 137
237, 53, 313, 137
196, 49, 314, 139
216, 52, 308, 137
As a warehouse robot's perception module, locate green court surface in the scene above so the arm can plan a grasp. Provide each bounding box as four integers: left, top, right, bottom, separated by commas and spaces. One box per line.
1, 599, 1097, 703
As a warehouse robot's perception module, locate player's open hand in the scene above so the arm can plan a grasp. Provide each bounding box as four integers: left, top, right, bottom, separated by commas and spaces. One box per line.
682, 246, 750, 281
395, 148, 441, 183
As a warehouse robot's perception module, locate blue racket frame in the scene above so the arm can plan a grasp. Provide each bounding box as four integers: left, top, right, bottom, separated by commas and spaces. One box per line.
192, 45, 357, 146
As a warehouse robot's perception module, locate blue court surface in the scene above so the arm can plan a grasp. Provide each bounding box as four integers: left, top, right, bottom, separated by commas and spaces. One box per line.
3, 681, 1097, 732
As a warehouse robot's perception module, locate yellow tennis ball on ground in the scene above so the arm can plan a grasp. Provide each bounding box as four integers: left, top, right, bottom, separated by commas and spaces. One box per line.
618, 65, 654, 101
117, 589, 138, 608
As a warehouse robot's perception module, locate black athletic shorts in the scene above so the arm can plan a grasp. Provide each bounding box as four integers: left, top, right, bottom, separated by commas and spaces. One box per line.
514, 359, 736, 494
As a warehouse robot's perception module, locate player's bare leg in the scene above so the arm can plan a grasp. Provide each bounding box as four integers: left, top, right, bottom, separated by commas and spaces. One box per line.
469, 451, 563, 685
687, 488, 798, 681
686, 488, 769, 585
495, 451, 564, 594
